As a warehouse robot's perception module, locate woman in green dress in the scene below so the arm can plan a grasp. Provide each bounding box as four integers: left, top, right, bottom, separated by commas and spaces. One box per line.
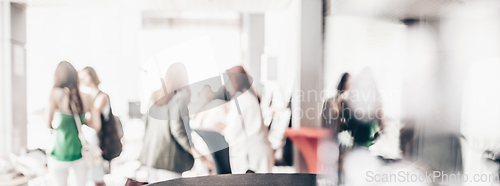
46, 61, 101, 186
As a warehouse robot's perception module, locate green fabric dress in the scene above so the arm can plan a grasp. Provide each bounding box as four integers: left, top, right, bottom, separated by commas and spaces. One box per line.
50, 112, 85, 161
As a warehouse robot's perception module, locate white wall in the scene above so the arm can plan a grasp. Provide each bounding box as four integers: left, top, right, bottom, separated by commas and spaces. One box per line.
137, 30, 241, 112
26, 5, 142, 118
264, 0, 300, 102
0, 1, 13, 153
138, 29, 241, 75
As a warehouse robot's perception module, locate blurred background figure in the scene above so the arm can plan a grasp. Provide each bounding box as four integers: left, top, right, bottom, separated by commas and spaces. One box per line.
187, 85, 229, 176
318, 72, 350, 184
216, 66, 274, 174
321, 72, 351, 136
79, 67, 123, 186
345, 68, 385, 147
46, 61, 101, 186
139, 63, 213, 182
339, 68, 385, 185
190, 85, 228, 130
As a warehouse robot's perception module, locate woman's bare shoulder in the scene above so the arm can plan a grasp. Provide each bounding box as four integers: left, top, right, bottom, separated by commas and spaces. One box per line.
99, 91, 109, 98
94, 91, 109, 105
50, 87, 63, 99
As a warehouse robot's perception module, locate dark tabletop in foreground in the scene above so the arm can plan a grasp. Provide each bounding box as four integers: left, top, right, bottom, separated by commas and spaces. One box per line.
149, 173, 317, 186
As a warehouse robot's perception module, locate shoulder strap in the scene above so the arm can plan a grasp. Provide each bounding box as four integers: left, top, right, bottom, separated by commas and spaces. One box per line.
86, 93, 90, 113
69, 98, 88, 146
93, 90, 101, 99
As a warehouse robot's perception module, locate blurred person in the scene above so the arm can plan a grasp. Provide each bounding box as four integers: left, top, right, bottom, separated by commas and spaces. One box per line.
79, 67, 122, 186
345, 68, 385, 147
187, 85, 228, 176
139, 63, 213, 182
46, 61, 101, 186
340, 68, 386, 185
319, 72, 350, 184
191, 85, 229, 130
215, 66, 274, 174
322, 72, 351, 137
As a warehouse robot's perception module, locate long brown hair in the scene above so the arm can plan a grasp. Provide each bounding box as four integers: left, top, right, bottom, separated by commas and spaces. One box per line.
83, 66, 101, 86
54, 61, 83, 113
226, 66, 260, 103
337, 72, 350, 94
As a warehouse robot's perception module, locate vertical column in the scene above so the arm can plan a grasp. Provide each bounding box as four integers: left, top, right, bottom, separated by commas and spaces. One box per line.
297, 0, 323, 128
292, 0, 324, 173
0, 1, 13, 154
0, 2, 26, 154
242, 14, 264, 92
10, 3, 27, 155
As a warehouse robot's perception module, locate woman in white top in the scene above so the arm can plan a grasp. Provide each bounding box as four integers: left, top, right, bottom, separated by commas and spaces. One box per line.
217, 66, 274, 174
78, 67, 110, 186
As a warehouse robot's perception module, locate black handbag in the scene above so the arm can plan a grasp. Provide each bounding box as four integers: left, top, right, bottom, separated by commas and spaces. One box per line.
98, 93, 123, 161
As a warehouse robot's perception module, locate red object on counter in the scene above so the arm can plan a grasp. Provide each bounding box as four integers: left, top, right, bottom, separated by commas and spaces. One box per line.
284, 127, 332, 174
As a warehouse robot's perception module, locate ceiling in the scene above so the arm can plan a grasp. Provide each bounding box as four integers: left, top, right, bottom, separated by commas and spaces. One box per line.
329, 0, 465, 20
13, 0, 293, 13
12, 0, 481, 20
